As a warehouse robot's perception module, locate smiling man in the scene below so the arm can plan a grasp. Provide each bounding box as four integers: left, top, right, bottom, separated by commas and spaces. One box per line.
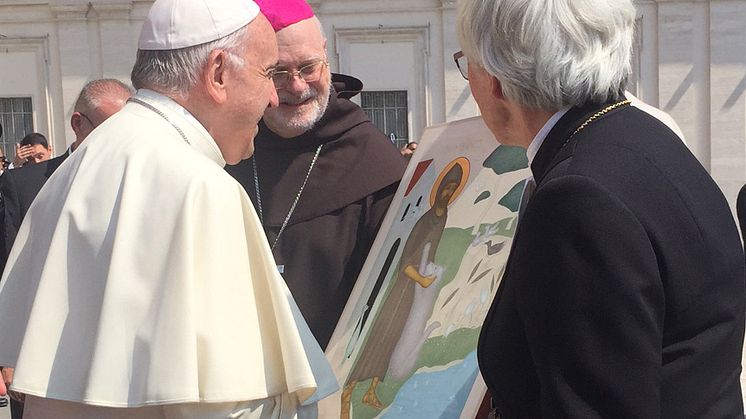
226, 0, 406, 350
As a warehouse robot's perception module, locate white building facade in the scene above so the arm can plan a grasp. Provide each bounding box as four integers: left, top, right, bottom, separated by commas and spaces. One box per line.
1, 0, 745, 207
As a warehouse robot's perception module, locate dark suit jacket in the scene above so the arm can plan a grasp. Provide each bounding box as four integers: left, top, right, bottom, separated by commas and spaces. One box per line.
0, 154, 67, 274
478, 102, 745, 418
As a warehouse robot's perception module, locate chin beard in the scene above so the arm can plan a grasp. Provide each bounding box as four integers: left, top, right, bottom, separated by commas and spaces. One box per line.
269, 85, 330, 134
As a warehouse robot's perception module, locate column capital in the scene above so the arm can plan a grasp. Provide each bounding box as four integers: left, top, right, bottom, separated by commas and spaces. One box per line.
441, 0, 457, 9
50, 3, 89, 21
92, 1, 133, 20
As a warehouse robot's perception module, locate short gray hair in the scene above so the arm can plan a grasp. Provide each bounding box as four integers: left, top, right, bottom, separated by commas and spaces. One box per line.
457, 0, 636, 110
74, 79, 133, 113
130, 25, 249, 98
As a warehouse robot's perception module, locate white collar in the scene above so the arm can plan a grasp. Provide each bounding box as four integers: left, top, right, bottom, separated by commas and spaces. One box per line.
133, 89, 226, 166
526, 106, 571, 178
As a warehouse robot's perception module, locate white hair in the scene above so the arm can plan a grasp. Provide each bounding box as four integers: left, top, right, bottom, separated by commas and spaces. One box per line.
457, 0, 636, 110
74, 79, 133, 113
130, 25, 249, 98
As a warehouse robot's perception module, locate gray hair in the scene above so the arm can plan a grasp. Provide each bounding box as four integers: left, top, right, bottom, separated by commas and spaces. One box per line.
457, 0, 636, 110
130, 25, 249, 98
74, 79, 133, 113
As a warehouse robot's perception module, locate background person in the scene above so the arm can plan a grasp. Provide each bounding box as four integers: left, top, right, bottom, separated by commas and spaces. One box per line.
455, 0, 745, 417
11, 134, 50, 168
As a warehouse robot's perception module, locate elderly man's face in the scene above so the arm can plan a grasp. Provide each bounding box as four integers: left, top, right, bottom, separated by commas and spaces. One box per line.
262, 18, 331, 138
218, 14, 279, 163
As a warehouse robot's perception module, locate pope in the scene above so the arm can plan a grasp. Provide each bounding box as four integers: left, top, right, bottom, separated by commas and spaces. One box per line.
0, 0, 336, 418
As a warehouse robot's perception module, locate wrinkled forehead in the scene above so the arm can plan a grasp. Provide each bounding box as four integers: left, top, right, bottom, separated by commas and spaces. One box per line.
245, 14, 280, 67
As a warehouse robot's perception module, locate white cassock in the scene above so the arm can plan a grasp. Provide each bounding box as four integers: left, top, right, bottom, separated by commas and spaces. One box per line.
0, 89, 337, 418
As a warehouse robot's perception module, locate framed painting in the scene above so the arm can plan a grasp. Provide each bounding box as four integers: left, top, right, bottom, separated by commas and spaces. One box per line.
323, 116, 530, 418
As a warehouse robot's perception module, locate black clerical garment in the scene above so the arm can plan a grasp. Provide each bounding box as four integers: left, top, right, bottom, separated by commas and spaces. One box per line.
0, 154, 68, 274
479, 102, 745, 418
226, 83, 406, 349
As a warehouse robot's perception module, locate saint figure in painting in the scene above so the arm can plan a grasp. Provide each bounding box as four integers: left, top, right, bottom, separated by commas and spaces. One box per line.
341, 159, 467, 417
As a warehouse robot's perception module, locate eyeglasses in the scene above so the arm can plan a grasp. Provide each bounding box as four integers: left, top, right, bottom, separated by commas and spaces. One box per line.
271, 59, 328, 89
453, 51, 468, 80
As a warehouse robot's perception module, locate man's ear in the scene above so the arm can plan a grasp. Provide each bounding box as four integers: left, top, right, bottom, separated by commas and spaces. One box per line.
70, 112, 83, 136
490, 76, 505, 100
203, 49, 230, 104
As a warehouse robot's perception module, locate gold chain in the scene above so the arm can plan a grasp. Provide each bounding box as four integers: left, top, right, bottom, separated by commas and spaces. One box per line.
571, 99, 631, 137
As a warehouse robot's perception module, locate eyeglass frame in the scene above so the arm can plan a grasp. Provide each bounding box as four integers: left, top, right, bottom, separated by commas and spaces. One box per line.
453, 50, 468, 81
271, 59, 329, 89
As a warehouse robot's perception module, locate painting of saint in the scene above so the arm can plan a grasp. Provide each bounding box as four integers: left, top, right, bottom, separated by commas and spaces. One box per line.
322, 116, 531, 419
340, 158, 469, 418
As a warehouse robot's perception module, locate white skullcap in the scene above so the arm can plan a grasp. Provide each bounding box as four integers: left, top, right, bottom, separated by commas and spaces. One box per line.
138, 0, 260, 50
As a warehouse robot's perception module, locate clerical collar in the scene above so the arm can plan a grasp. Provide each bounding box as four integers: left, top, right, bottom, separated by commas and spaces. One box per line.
526, 106, 570, 178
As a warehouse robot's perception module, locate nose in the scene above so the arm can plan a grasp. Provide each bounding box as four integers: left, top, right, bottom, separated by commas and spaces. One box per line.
285, 74, 308, 94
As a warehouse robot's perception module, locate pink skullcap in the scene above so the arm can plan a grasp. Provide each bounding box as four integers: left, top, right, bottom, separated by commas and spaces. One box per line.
255, 0, 315, 32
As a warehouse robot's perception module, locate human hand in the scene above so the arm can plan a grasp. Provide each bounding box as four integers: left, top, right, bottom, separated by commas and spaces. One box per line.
13, 143, 34, 167
400, 142, 418, 159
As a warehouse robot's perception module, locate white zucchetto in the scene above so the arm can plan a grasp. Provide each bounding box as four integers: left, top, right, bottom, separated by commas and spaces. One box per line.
138, 0, 260, 50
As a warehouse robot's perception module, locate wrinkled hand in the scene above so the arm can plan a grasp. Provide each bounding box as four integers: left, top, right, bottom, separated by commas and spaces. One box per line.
13, 143, 34, 167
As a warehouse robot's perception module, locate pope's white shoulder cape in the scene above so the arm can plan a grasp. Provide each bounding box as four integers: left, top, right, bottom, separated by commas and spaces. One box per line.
0, 90, 337, 407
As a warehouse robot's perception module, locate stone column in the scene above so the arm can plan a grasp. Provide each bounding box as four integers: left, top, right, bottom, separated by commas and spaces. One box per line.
709, 0, 746, 206
51, 1, 92, 147
441, 0, 478, 122
93, 1, 135, 81
657, 0, 712, 171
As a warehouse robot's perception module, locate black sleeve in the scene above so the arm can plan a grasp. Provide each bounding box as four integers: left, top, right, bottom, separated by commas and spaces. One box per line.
0, 171, 21, 277
361, 181, 399, 257
515, 174, 664, 418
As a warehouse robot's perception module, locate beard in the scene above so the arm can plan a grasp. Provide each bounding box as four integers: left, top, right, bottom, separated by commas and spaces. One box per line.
264, 77, 331, 135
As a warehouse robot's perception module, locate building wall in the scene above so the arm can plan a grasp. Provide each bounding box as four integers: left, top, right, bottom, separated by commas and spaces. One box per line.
4, 0, 742, 209
0, 0, 148, 155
